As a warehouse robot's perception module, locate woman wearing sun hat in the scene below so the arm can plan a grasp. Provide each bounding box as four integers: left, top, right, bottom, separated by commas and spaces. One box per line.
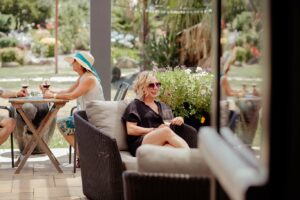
41, 51, 105, 166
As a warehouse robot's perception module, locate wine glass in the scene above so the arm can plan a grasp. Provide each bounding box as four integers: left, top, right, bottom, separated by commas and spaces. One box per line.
162, 108, 174, 125
21, 78, 29, 89
252, 83, 259, 97
42, 78, 51, 89
21, 78, 30, 96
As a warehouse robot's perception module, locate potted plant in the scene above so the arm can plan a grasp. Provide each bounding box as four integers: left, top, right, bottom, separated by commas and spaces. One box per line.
156, 67, 214, 130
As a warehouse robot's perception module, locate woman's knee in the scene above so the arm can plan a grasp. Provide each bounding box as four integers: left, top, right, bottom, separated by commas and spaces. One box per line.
3, 118, 16, 131
160, 126, 176, 137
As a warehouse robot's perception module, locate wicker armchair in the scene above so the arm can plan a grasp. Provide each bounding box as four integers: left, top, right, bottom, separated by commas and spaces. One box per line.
74, 105, 210, 200
74, 110, 125, 200
69, 82, 130, 166
123, 172, 210, 200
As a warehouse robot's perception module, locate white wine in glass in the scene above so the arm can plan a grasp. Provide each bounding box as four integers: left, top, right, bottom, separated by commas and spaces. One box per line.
162, 109, 174, 125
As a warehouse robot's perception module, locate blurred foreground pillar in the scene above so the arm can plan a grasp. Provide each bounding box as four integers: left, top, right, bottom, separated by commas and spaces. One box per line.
90, 0, 111, 100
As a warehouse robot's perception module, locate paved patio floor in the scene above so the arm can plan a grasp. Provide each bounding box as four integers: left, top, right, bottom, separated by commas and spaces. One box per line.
0, 148, 87, 200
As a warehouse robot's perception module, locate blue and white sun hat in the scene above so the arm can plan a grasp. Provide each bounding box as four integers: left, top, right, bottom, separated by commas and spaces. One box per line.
64, 51, 100, 81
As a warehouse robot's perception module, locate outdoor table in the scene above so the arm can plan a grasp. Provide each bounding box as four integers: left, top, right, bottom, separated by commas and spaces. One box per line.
235, 96, 261, 146
9, 97, 68, 174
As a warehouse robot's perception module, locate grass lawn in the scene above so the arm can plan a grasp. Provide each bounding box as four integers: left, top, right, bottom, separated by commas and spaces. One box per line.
227, 63, 263, 90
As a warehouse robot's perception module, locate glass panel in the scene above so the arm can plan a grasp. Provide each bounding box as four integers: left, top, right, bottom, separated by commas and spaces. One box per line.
220, 0, 264, 157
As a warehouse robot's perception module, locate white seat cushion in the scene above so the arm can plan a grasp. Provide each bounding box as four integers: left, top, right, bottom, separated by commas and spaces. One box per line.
137, 145, 212, 177
120, 151, 137, 171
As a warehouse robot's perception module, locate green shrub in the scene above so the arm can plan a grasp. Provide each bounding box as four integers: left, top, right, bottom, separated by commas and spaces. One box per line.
245, 48, 252, 62
245, 34, 259, 46
0, 32, 7, 38
58, 26, 74, 54
0, 14, 12, 33
74, 28, 90, 50
0, 37, 19, 48
235, 47, 248, 62
0, 47, 24, 64
44, 43, 55, 57
235, 37, 244, 47
30, 29, 56, 57
157, 68, 213, 120
111, 46, 139, 64
31, 37, 58, 57
144, 33, 179, 69
30, 29, 51, 43
232, 11, 253, 32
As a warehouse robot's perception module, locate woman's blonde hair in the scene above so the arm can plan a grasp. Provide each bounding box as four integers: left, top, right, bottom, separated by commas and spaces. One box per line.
133, 71, 156, 99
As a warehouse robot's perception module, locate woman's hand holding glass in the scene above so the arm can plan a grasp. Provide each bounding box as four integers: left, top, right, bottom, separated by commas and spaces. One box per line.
40, 78, 51, 93
42, 90, 55, 99
162, 109, 184, 126
21, 78, 30, 96
162, 109, 173, 126
16, 89, 27, 97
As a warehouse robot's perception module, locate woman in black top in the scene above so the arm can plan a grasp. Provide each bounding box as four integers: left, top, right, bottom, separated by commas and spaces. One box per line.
122, 71, 189, 156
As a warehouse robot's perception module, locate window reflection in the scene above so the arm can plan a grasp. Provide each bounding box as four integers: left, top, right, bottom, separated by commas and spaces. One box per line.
220, 0, 263, 156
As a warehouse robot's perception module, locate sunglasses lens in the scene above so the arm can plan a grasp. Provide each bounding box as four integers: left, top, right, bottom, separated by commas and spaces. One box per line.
148, 83, 155, 88
148, 82, 161, 88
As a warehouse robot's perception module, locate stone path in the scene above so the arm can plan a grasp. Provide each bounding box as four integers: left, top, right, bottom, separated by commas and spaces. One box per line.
0, 148, 87, 200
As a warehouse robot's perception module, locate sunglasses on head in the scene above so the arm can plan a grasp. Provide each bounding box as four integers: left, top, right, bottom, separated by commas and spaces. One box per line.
148, 82, 161, 88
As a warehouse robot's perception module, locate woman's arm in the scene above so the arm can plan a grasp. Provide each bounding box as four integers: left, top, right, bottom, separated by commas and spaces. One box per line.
41, 78, 80, 94
44, 75, 96, 100
221, 76, 239, 97
126, 121, 155, 136
0, 89, 26, 98
57, 78, 80, 94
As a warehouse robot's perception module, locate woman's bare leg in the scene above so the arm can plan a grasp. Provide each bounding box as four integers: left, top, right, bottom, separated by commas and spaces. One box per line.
63, 135, 80, 157
64, 135, 75, 147
142, 126, 189, 148
56, 124, 80, 157
0, 118, 15, 145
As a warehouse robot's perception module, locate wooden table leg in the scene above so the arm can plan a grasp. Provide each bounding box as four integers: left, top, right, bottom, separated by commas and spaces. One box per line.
14, 105, 64, 174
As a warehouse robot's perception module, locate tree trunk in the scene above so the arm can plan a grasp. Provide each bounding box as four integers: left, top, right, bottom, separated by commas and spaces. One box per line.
141, 0, 150, 70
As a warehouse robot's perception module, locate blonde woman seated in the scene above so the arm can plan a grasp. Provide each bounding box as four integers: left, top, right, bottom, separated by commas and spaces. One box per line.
122, 71, 189, 156
41, 51, 104, 166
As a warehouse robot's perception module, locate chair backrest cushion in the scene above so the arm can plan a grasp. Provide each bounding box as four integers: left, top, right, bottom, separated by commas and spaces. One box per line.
85, 100, 131, 150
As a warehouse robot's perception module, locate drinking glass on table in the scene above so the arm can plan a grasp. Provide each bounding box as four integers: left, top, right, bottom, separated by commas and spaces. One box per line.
21, 78, 30, 96
42, 78, 51, 89
162, 108, 174, 126
21, 78, 29, 89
